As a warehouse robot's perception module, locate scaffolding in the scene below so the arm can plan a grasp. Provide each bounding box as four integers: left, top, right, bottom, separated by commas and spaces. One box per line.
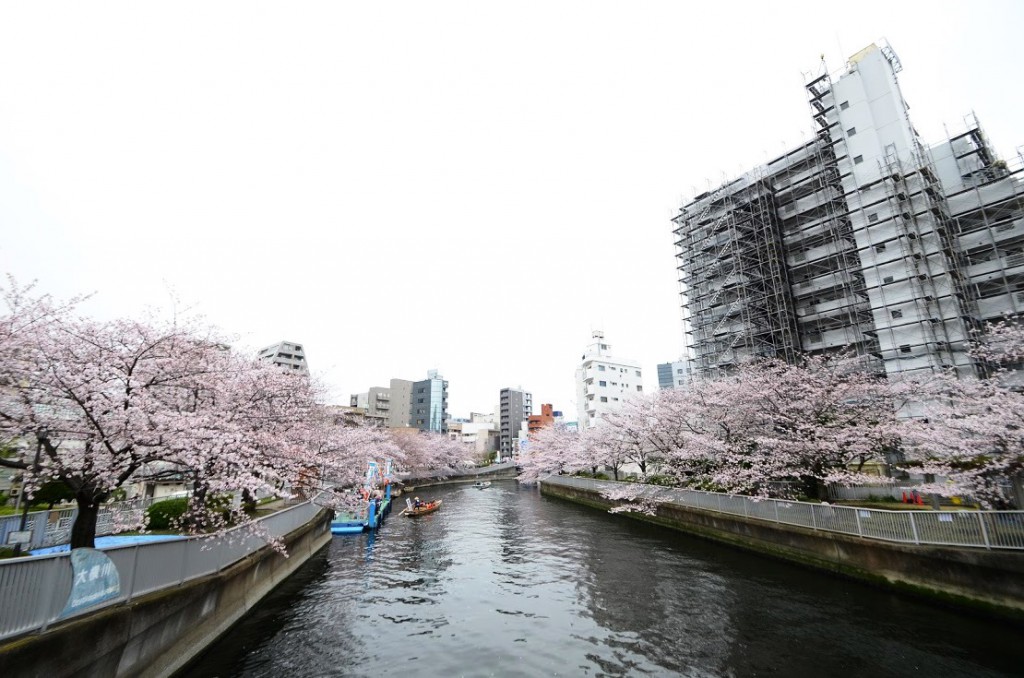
672, 47, 1018, 384
942, 116, 1024, 375
674, 171, 800, 378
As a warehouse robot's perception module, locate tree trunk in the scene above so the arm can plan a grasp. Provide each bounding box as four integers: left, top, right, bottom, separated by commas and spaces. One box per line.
186, 484, 209, 531
242, 488, 257, 514
70, 493, 101, 549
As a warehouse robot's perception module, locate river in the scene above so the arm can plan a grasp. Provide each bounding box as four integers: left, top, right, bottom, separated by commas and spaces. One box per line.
188, 481, 1023, 677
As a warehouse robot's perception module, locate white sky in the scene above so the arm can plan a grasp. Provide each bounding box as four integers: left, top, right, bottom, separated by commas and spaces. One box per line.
2, 1, 1022, 418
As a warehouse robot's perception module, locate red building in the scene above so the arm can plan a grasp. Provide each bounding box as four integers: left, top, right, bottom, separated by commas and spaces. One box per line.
528, 403, 555, 435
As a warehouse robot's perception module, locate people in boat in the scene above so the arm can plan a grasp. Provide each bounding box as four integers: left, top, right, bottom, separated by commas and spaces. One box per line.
413, 496, 423, 508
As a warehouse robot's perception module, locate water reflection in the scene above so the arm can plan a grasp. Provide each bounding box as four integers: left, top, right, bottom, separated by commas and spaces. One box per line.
190, 481, 1024, 677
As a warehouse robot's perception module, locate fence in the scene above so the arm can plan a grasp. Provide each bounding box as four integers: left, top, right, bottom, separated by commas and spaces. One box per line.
544, 476, 1024, 551
0, 494, 188, 552
0, 496, 326, 643
826, 484, 918, 502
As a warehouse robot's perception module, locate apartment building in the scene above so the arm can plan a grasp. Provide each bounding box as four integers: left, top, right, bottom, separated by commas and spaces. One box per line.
257, 341, 309, 374
574, 331, 643, 428
673, 42, 1023, 382
657, 360, 689, 390
498, 387, 532, 459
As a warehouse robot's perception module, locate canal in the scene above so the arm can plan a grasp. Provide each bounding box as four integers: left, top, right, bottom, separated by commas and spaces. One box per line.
190, 481, 1023, 677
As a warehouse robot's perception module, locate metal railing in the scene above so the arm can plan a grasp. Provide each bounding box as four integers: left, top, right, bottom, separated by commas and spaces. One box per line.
543, 476, 1024, 551
0, 494, 187, 551
0, 497, 326, 643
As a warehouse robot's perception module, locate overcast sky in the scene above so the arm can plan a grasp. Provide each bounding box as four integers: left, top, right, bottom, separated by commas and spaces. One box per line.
1, 1, 1022, 418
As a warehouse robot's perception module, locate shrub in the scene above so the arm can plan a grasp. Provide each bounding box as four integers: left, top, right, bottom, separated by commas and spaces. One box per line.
145, 497, 188, 530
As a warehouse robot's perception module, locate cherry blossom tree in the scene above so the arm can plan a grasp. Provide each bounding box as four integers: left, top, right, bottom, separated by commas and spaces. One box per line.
723, 356, 901, 500
898, 369, 1024, 509
390, 430, 472, 476
573, 356, 900, 501
306, 414, 406, 514
517, 424, 588, 482
601, 397, 663, 480
0, 278, 385, 548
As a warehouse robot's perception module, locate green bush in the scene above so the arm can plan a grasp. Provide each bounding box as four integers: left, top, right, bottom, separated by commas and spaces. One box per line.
145, 497, 188, 530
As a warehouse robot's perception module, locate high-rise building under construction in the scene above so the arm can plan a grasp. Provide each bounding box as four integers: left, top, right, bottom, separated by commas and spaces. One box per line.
673, 42, 1023, 381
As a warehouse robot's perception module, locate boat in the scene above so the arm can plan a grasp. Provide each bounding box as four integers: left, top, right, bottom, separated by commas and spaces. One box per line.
473, 481, 491, 489
403, 499, 442, 517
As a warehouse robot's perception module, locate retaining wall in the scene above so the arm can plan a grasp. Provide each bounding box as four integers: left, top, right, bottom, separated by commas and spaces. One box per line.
541, 480, 1024, 621
402, 462, 518, 489
0, 509, 333, 678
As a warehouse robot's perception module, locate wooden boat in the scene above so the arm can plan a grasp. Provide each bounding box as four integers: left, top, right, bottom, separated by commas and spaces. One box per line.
473, 481, 491, 489
403, 499, 442, 517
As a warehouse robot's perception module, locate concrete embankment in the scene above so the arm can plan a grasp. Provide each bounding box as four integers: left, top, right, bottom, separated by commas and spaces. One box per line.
541, 480, 1024, 621
401, 462, 518, 491
0, 509, 332, 678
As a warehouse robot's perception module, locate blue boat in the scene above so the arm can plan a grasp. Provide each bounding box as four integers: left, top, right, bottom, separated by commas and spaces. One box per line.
330, 459, 394, 535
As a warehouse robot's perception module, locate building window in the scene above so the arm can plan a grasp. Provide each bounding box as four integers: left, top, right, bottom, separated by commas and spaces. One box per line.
417, 398, 424, 403
676, 369, 683, 374
900, 345, 912, 354
847, 127, 857, 137
635, 370, 641, 377
883, 275, 894, 284
840, 101, 849, 110
598, 365, 606, 371
612, 398, 619, 402
868, 213, 879, 223
600, 344, 609, 350
599, 380, 606, 387
891, 310, 903, 319
854, 155, 864, 165
637, 385, 643, 392
600, 396, 608, 403
874, 243, 886, 253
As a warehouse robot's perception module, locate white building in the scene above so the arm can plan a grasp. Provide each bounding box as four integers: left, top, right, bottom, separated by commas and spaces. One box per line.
657, 359, 689, 390
575, 331, 644, 429
257, 341, 309, 375
673, 42, 1023, 384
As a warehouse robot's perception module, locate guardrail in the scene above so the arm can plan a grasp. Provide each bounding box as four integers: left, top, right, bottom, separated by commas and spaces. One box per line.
0, 497, 326, 643
544, 476, 1024, 551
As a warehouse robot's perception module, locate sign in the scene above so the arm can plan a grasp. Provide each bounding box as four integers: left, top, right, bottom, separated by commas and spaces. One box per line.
61, 548, 121, 618
6, 530, 31, 545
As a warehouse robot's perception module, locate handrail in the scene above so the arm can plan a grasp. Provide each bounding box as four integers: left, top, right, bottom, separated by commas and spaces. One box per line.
542, 476, 1024, 551
0, 495, 328, 643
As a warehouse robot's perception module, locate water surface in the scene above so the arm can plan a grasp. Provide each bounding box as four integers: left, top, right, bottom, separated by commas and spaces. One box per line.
190, 481, 1023, 677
